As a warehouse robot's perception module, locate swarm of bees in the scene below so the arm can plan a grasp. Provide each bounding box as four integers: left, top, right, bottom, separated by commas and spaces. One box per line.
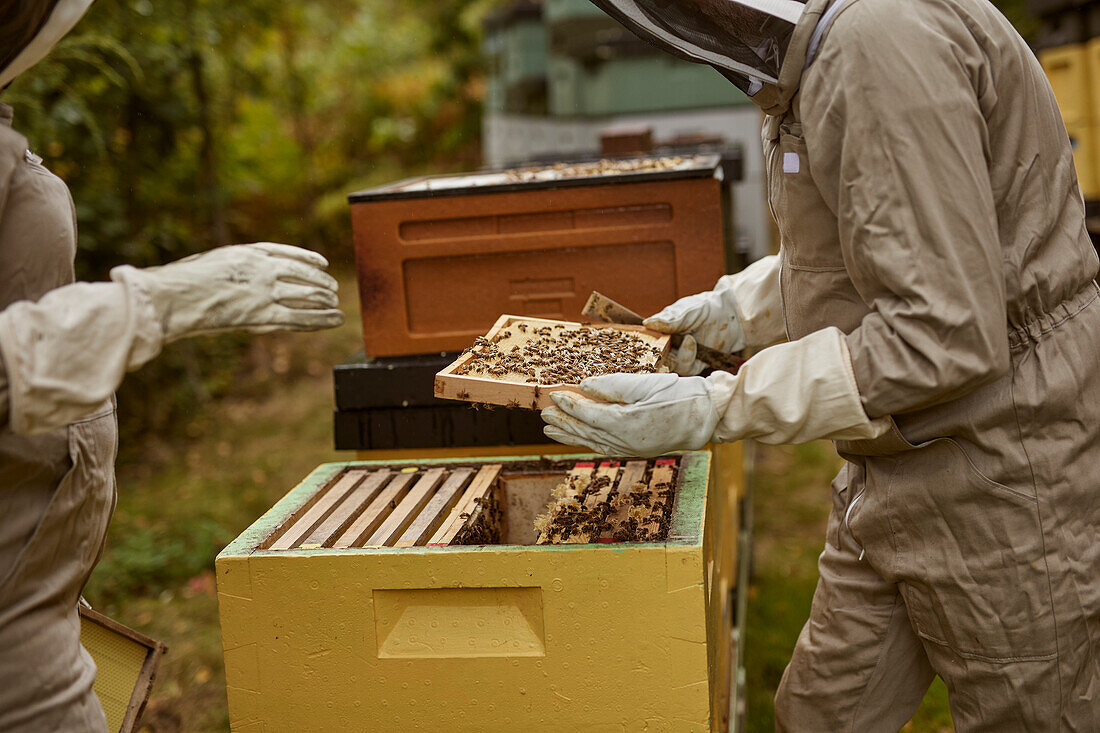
458, 322, 664, 386
501, 155, 692, 183
534, 463, 677, 544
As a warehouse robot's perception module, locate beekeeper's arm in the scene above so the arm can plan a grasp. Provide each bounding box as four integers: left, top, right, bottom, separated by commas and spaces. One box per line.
643, 254, 786, 375
0, 243, 342, 435
542, 7, 1006, 456
800, 6, 1009, 418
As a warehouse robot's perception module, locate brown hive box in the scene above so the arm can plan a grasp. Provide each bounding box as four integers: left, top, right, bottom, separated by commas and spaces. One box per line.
349, 154, 728, 357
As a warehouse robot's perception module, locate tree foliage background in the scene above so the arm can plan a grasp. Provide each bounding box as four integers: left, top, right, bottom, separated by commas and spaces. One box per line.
4, 0, 494, 441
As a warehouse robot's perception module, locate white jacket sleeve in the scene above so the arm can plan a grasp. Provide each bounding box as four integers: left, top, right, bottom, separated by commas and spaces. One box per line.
708, 326, 889, 444
716, 253, 786, 348
542, 327, 890, 457
0, 278, 162, 435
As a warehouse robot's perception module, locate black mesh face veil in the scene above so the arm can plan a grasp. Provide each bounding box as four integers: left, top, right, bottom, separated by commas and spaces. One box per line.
588, 0, 805, 96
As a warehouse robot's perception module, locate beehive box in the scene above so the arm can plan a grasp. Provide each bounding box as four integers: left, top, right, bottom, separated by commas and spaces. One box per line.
349, 154, 727, 357
217, 447, 744, 731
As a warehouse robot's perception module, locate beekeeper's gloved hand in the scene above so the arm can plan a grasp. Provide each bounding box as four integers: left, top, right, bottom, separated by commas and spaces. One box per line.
643, 254, 786, 376
110, 242, 343, 341
542, 327, 890, 456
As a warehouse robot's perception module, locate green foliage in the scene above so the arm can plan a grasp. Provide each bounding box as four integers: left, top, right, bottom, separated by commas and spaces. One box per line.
87, 519, 227, 606
5, 0, 489, 271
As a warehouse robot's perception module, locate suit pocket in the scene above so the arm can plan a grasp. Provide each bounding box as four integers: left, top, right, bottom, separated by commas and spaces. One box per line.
772, 132, 846, 271
890, 438, 1055, 661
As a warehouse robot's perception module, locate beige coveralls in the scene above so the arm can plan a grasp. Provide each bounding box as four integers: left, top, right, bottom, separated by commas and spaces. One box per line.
0, 106, 113, 732
767, 0, 1100, 729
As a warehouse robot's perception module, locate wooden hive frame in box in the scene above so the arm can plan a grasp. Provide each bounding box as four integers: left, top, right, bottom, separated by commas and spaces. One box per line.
435, 314, 671, 409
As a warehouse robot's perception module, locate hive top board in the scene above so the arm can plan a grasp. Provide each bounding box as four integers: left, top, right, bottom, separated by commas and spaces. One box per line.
347, 153, 724, 203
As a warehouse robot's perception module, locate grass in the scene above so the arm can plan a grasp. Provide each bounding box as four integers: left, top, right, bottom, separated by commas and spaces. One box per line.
744, 442, 954, 732
86, 276, 954, 731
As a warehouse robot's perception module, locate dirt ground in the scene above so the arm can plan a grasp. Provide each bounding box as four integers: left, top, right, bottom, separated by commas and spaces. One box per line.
86, 274, 953, 731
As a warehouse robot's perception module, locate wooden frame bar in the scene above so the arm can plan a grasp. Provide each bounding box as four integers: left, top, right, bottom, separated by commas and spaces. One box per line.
79, 605, 167, 733
298, 470, 392, 549
394, 468, 475, 547
331, 470, 419, 549
366, 468, 448, 546
266, 470, 369, 550
637, 459, 677, 539
428, 464, 503, 546
599, 460, 648, 542
535, 461, 595, 544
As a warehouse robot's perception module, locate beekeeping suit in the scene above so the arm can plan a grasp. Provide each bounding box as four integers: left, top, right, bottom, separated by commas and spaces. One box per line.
546, 0, 1100, 727
0, 2, 342, 730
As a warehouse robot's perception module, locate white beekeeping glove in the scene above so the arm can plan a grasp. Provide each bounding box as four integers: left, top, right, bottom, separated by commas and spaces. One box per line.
110, 242, 343, 341
542, 326, 889, 456
0, 243, 342, 435
643, 254, 786, 375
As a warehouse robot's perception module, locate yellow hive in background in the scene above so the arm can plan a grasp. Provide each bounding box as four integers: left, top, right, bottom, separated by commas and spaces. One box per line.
1041, 44, 1100, 199
216, 445, 745, 732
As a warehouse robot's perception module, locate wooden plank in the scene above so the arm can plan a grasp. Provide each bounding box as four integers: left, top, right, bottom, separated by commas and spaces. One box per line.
330, 470, 419, 549
636, 459, 677, 541
434, 314, 671, 410
428, 464, 503, 546
298, 470, 392, 549
394, 467, 475, 547
535, 461, 596, 544
267, 469, 370, 550
365, 468, 448, 546
566, 461, 622, 543
583, 461, 621, 509
599, 460, 648, 542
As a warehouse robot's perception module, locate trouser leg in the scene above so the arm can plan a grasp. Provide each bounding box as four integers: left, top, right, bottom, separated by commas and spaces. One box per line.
775, 507, 935, 733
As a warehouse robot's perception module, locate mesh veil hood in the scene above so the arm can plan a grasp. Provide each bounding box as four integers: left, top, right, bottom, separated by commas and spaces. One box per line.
587, 0, 806, 98
0, 0, 95, 88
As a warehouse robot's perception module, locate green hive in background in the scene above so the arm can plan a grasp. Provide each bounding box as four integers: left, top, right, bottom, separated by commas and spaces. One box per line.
484, 0, 749, 118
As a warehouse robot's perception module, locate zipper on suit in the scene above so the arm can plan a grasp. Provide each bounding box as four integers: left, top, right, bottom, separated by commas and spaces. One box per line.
844, 488, 866, 560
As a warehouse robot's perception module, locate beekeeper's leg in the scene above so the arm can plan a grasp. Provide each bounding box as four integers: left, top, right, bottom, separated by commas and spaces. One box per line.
774, 468, 934, 732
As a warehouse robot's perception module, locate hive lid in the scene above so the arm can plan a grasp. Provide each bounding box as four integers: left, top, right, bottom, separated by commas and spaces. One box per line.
347, 153, 723, 203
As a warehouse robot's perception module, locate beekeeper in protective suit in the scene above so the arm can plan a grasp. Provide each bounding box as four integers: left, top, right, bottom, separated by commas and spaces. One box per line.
0, 2, 343, 730
544, 0, 1100, 728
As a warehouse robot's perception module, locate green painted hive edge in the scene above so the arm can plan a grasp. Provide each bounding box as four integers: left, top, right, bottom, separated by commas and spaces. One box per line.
217, 450, 712, 559
667, 450, 710, 544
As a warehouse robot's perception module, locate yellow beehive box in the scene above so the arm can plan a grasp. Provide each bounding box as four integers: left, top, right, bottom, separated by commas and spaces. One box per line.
216, 447, 742, 732
1042, 44, 1091, 125
1040, 44, 1100, 199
